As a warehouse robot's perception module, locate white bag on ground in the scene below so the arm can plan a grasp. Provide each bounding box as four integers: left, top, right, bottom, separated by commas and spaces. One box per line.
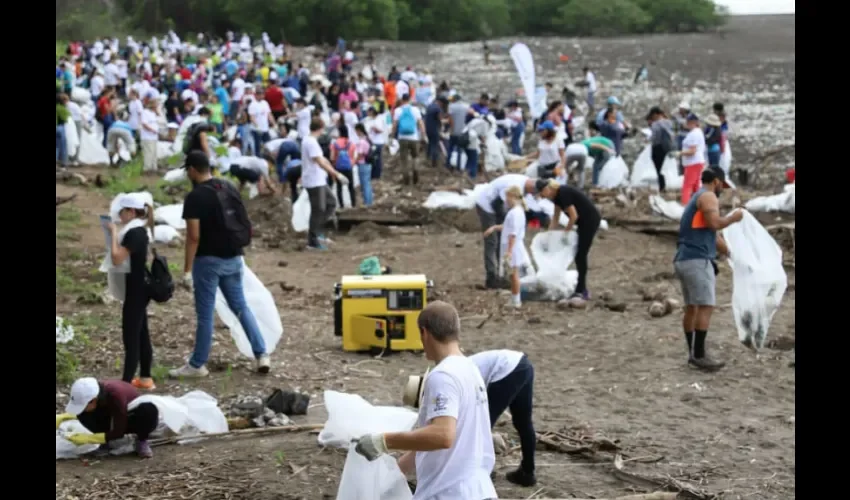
163, 168, 188, 183
629, 145, 683, 190
215, 258, 283, 358
520, 230, 579, 300
291, 189, 310, 232
596, 156, 629, 189
649, 195, 684, 221
723, 211, 788, 350
318, 390, 417, 449
744, 184, 795, 214
76, 123, 110, 165
421, 184, 488, 210
71, 87, 91, 104
154, 204, 186, 229
57, 390, 227, 459
152, 224, 181, 243
337, 443, 413, 500
64, 117, 80, 160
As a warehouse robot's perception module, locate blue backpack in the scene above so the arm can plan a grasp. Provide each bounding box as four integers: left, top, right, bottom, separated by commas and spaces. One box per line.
333, 141, 353, 171
398, 105, 416, 136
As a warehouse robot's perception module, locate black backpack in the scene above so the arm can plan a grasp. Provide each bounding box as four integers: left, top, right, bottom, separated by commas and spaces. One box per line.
203, 179, 253, 252
146, 248, 174, 303
364, 138, 379, 166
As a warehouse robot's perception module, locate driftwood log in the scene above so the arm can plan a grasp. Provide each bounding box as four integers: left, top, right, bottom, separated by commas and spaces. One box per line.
56, 194, 77, 207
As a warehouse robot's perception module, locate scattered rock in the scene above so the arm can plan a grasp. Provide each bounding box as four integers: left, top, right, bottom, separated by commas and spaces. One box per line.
648, 301, 667, 317
527, 317, 542, 324
278, 261, 289, 267
492, 432, 508, 454
605, 301, 627, 312
598, 290, 614, 302
663, 297, 680, 315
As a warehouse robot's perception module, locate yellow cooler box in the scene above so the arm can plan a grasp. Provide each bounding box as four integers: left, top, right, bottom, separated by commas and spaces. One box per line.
333, 274, 433, 353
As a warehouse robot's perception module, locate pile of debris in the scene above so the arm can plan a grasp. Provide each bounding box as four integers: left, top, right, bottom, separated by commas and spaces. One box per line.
225, 389, 310, 429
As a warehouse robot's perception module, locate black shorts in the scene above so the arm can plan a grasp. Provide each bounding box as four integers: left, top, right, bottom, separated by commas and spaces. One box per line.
229, 164, 261, 184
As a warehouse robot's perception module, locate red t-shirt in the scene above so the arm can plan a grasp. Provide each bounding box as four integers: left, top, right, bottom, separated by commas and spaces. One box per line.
265, 86, 285, 112
179, 67, 192, 80
97, 96, 111, 118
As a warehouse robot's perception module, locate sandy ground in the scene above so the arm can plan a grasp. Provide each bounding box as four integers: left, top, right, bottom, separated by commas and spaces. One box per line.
56, 15, 795, 500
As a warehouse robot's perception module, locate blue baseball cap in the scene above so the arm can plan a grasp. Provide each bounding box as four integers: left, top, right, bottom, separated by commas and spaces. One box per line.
686, 113, 700, 122
537, 120, 555, 132
607, 96, 622, 106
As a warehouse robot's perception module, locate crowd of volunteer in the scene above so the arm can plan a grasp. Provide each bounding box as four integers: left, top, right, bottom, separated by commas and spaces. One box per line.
55, 33, 749, 497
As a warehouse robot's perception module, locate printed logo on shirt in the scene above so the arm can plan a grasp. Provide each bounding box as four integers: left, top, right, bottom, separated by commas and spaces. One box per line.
432, 394, 448, 413
476, 385, 488, 405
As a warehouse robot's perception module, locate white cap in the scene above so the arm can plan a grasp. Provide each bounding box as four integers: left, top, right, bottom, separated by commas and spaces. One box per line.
65, 377, 99, 415
119, 193, 147, 210
678, 101, 691, 110
402, 367, 431, 408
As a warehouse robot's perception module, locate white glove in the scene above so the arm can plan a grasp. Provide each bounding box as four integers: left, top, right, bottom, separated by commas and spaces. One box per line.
354, 433, 388, 461
182, 272, 193, 290
336, 172, 350, 185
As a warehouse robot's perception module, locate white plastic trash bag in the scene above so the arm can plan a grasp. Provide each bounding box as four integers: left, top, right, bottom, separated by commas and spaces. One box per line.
291, 189, 310, 232
71, 86, 91, 104
318, 391, 417, 449
57, 420, 100, 459
520, 230, 579, 301
719, 139, 733, 175
337, 443, 413, 500
629, 145, 683, 190
723, 211, 788, 350
744, 184, 795, 214
163, 168, 188, 183
154, 204, 186, 229
152, 224, 181, 243
649, 195, 684, 221
421, 184, 488, 210
215, 258, 283, 359
596, 156, 629, 189
65, 117, 80, 160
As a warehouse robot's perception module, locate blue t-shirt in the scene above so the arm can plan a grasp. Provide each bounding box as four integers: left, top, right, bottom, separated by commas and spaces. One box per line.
215, 87, 230, 115
225, 60, 238, 78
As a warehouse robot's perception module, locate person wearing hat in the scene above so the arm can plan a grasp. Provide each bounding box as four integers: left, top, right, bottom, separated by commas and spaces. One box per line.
537, 179, 601, 304
470, 349, 537, 487
506, 100, 525, 155
170, 151, 272, 378
673, 113, 706, 205
55, 377, 159, 458
524, 120, 565, 180
647, 106, 675, 192
674, 166, 744, 371
354, 301, 497, 500
594, 96, 628, 129
582, 122, 617, 187
703, 114, 723, 169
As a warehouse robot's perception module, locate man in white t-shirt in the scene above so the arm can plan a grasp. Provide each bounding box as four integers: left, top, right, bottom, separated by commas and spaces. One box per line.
474, 174, 537, 289
363, 107, 386, 179
230, 76, 246, 121
676, 113, 707, 205
392, 94, 426, 185
248, 89, 275, 149
583, 66, 597, 112
104, 58, 120, 87
470, 349, 537, 487
139, 99, 160, 173
301, 117, 348, 250
127, 90, 143, 138
89, 70, 105, 101
293, 98, 314, 139
355, 301, 497, 500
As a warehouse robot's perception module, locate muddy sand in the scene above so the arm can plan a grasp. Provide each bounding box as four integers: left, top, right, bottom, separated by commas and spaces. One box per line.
56, 15, 795, 500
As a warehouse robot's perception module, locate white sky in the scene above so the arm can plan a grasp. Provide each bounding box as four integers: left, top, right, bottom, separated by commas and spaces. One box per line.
715, 0, 795, 14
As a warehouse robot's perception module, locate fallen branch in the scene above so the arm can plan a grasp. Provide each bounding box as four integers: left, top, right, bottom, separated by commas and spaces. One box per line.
612, 454, 715, 500
149, 423, 324, 447
56, 194, 77, 207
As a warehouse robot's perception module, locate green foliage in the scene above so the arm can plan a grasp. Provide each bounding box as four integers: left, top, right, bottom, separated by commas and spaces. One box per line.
56, 0, 725, 43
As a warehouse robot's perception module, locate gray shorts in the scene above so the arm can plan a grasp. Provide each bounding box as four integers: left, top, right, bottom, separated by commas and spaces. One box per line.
674, 259, 716, 306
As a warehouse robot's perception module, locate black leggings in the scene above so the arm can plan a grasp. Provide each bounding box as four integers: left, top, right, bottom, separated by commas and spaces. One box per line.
651, 144, 668, 192
79, 402, 159, 441
487, 355, 536, 474
335, 169, 356, 208
285, 166, 302, 201
575, 217, 600, 295
122, 297, 152, 383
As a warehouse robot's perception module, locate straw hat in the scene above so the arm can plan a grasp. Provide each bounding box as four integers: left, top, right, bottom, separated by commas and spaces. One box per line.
402, 367, 431, 409
705, 114, 722, 127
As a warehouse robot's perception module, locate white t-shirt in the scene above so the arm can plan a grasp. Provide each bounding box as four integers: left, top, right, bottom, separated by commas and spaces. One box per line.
401, 70, 418, 83
463, 118, 489, 152
342, 110, 359, 143
104, 63, 120, 86
585, 72, 597, 93
682, 128, 707, 167
131, 80, 150, 99
89, 75, 104, 98
414, 355, 496, 500
231, 78, 246, 101
296, 106, 313, 139
565, 143, 589, 158
264, 138, 286, 156
470, 350, 524, 386
395, 80, 410, 99
139, 109, 159, 141
128, 99, 143, 130
249, 100, 272, 132
364, 116, 386, 145
538, 138, 565, 166
233, 156, 269, 176
66, 101, 83, 122
393, 105, 423, 141
475, 174, 528, 214
500, 206, 528, 269
300, 135, 328, 188
227, 146, 242, 159
116, 60, 128, 79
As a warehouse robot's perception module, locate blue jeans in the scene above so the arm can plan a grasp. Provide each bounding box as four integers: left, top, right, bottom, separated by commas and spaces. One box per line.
358, 163, 374, 205
510, 123, 524, 155
252, 130, 271, 152
465, 148, 479, 179
190, 256, 267, 368
707, 150, 721, 167
591, 151, 611, 186
238, 125, 255, 156
101, 115, 114, 148
56, 124, 68, 165
446, 135, 464, 170
370, 145, 384, 179
275, 142, 301, 181
426, 132, 440, 164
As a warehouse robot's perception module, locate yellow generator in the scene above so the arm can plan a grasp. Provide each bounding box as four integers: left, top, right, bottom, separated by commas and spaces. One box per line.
334, 274, 433, 353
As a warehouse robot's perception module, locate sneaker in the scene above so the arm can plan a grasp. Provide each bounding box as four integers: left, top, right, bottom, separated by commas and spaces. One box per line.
688, 355, 726, 372
131, 377, 156, 390
505, 468, 537, 487
136, 440, 153, 459
257, 354, 271, 374
571, 290, 591, 301
319, 235, 334, 245
306, 244, 328, 251
168, 363, 210, 378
